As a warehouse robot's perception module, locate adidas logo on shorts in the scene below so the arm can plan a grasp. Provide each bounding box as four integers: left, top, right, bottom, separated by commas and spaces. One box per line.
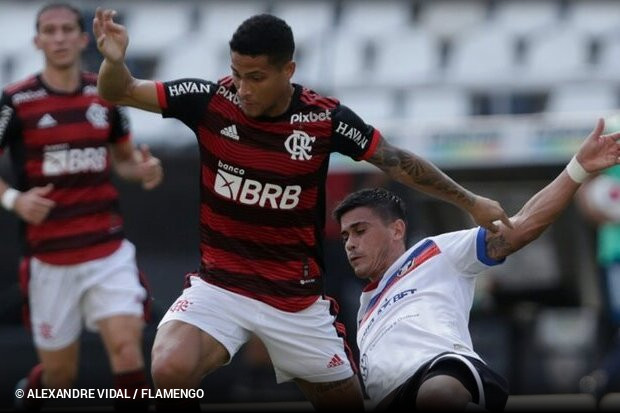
327, 354, 345, 368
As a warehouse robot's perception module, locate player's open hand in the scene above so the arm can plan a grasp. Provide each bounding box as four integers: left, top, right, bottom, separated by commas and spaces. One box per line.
470, 195, 513, 233
93, 8, 128, 64
14, 184, 56, 225
135, 144, 163, 190
576, 118, 620, 174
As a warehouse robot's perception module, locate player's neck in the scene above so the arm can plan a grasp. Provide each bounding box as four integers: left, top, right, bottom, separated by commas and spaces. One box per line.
41, 65, 81, 93
264, 83, 294, 117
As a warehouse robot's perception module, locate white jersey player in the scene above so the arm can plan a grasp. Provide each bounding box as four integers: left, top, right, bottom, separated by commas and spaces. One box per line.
334, 118, 620, 411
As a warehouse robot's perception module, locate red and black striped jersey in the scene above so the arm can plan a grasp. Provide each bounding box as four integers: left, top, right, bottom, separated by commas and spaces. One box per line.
0, 73, 130, 265
156, 76, 381, 312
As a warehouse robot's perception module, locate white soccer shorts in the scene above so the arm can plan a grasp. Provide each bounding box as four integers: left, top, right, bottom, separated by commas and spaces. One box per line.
158, 276, 355, 383
28, 240, 147, 350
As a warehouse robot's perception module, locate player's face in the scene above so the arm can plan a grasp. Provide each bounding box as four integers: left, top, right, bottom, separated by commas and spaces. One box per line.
340, 207, 405, 282
231, 52, 295, 118
35, 8, 88, 70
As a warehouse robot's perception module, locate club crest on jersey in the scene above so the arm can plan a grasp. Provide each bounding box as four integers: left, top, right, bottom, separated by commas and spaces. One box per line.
397, 259, 414, 277
86, 103, 108, 128
284, 130, 315, 161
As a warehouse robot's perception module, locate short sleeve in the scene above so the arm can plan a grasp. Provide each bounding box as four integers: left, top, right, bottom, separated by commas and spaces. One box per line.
156, 78, 217, 131
434, 228, 505, 276
108, 105, 131, 143
331, 104, 381, 160
0, 91, 20, 153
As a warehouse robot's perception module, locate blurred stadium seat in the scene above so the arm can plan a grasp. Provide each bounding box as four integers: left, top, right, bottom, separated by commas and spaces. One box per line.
546, 82, 619, 113
403, 87, 470, 120
123, 4, 192, 57
419, 0, 488, 39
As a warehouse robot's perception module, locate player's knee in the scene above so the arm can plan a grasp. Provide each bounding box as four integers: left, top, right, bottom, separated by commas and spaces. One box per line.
416, 377, 472, 410
109, 337, 143, 371
151, 344, 195, 388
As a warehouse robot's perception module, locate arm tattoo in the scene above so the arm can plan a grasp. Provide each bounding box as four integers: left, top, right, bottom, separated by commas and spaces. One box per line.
368, 139, 474, 207
486, 233, 513, 261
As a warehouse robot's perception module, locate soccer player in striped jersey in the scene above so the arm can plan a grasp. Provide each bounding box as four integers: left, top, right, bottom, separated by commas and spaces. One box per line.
94, 9, 511, 410
334, 119, 620, 411
0, 3, 162, 411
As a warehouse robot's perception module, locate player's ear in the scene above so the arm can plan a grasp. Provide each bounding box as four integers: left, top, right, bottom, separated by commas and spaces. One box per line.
390, 219, 406, 243
79, 31, 89, 50
283, 60, 295, 80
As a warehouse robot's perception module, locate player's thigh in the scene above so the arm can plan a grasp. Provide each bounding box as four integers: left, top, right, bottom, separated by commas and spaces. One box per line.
97, 314, 145, 371
36, 341, 80, 388
152, 319, 229, 376
295, 375, 364, 410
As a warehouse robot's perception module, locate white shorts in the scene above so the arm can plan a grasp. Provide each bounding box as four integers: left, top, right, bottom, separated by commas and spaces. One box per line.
158, 276, 355, 384
27, 240, 147, 350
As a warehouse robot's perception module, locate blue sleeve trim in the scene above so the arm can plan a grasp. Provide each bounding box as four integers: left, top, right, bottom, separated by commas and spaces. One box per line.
476, 228, 505, 266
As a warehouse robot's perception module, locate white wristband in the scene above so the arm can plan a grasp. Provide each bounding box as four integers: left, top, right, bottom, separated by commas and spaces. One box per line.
1, 188, 20, 211
566, 156, 589, 183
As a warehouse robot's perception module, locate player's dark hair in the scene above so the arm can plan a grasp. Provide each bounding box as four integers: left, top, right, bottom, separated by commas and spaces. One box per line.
229, 14, 294, 67
36, 3, 85, 33
333, 188, 407, 226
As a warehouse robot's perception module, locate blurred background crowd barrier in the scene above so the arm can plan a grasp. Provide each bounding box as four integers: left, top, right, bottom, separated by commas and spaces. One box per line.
1, 0, 619, 408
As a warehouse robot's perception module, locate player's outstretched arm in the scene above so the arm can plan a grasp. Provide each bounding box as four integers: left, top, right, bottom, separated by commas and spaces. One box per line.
93, 8, 160, 113
366, 137, 512, 233
486, 118, 620, 261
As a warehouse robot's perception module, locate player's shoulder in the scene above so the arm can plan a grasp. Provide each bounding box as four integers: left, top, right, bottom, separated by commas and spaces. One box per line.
298, 84, 339, 110
3, 74, 40, 96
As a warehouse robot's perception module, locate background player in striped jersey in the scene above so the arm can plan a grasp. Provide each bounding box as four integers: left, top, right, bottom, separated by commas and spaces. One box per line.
94, 9, 511, 410
0, 3, 163, 411
333, 119, 620, 411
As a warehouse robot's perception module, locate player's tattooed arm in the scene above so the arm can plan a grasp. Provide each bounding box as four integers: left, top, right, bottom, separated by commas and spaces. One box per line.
485, 232, 515, 261
367, 138, 475, 206
367, 137, 512, 233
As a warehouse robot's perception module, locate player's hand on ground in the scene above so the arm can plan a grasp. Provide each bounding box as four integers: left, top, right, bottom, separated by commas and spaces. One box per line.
93, 8, 128, 64
14, 184, 56, 225
470, 195, 513, 233
577, 118, 620, 174
135, 144, 163, 190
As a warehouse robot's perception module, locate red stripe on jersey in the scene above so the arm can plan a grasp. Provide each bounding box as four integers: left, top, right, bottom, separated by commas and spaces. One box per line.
17, 95, 108, 118
358, 128, 382, 161
201, 245, 320, 282
23, 123, 110, 146
47, 184, 118, 205
34, 239, 122, 265
156, 82, 167, 110
201, 202, 316, 245
26, 212, 123, 243
201, 166, 319, 210
198, 126, 330, 176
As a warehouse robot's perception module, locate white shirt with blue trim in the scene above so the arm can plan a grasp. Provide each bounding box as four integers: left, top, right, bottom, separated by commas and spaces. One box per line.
357, 227, 504, 403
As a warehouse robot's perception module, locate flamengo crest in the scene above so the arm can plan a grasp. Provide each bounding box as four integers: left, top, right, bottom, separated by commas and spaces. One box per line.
284, 130, 315, 161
